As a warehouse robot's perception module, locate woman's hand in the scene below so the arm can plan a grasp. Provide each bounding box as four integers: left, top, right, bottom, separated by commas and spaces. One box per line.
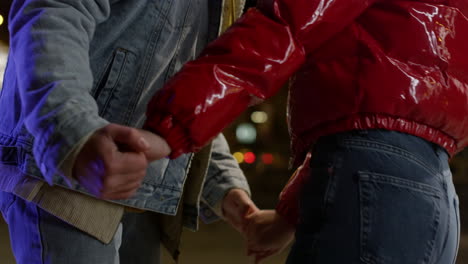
245, 210, 295, 263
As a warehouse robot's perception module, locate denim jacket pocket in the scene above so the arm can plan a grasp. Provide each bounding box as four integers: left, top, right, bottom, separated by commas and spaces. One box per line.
358, 171, 441, 264
92, 48, 137, 123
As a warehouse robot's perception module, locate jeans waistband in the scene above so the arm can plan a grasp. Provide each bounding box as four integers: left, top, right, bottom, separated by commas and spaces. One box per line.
313, 129, 449, 173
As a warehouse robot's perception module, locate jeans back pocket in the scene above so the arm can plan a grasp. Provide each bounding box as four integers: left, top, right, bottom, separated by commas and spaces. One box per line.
358, 172, 441, 264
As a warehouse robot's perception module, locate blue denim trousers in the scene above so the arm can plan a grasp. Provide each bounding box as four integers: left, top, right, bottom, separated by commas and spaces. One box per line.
0, 193, 161, 264
287, 130, 460, 264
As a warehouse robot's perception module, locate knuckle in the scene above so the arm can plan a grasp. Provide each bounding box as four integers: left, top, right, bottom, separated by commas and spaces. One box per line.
127, 128, 139, 139
105, 162, 119, 175
103, 124, 116, 134
103, 178, 116, 190
105, 165, 115, 175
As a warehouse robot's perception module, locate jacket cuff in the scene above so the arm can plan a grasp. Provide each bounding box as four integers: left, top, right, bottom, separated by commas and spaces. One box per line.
143, 114, 195, 159
58, 131, 95, 184
200, 180, 251, 224
35, 111, 109, 186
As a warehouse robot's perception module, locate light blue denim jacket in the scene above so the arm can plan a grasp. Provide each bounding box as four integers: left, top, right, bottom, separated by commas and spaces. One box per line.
0, 0, 249, 224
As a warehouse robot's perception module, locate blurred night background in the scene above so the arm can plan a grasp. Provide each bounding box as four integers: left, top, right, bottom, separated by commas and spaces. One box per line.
0, 1, 466, 263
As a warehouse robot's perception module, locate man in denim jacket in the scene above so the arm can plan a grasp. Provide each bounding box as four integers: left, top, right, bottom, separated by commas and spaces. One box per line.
0, 0, 254, 263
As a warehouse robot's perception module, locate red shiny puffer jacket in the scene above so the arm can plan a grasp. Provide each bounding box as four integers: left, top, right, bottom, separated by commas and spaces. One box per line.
145, 0, 468, 225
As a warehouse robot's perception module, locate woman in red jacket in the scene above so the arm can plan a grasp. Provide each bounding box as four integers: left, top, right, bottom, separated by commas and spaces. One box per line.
145, 0, 467, 263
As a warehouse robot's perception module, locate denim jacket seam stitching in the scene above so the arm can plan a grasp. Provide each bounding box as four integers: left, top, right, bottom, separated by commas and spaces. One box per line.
124, 0, 174, 122
0, 133, 31, 148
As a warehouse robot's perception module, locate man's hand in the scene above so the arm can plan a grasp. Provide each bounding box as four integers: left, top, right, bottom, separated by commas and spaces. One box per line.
222, 188, 259, 234
73, 124, 170, 200
246, 210, 295, 263
137, 128, 171, 160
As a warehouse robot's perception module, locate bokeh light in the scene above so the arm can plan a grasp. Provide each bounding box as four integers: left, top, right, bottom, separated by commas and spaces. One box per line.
243, 152, 256, 164
261, 153, 274, 165
250, 111, 268, 124
235, 123, 257, 144
232, 152, 244, 164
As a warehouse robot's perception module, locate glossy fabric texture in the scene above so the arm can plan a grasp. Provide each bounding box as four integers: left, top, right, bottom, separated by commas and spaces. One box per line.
144, 7, 306, 158
276, 152, 311, 226
145, 0, 468, 163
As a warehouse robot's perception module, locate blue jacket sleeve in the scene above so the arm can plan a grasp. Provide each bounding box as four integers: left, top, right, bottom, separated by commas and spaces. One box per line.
8, 0, 115, 184
200, 134, 251, 223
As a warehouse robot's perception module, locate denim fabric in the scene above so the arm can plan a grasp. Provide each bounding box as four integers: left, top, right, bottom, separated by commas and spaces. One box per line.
287, 130, 460, 264
0, 0, 248, 221
0, 191, 162, 264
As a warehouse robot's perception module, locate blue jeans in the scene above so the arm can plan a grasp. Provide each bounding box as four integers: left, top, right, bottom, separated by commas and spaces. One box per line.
287, 130, 460, 264
0, 193, 161, 264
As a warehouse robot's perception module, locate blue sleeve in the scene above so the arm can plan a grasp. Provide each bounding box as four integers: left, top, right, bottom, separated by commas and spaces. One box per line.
8, 0, 115, 184
200, 134, 251, 223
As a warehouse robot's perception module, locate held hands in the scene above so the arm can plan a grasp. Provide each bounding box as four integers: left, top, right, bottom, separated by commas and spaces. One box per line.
221, 190, 295, 264
246, 210, 295, 264
222, 189, 259, 233
73, 124, 171, 200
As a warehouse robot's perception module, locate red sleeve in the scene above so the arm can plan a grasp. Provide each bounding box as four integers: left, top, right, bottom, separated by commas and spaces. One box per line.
275, 152, 311, 227
144, 0, 377, 158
